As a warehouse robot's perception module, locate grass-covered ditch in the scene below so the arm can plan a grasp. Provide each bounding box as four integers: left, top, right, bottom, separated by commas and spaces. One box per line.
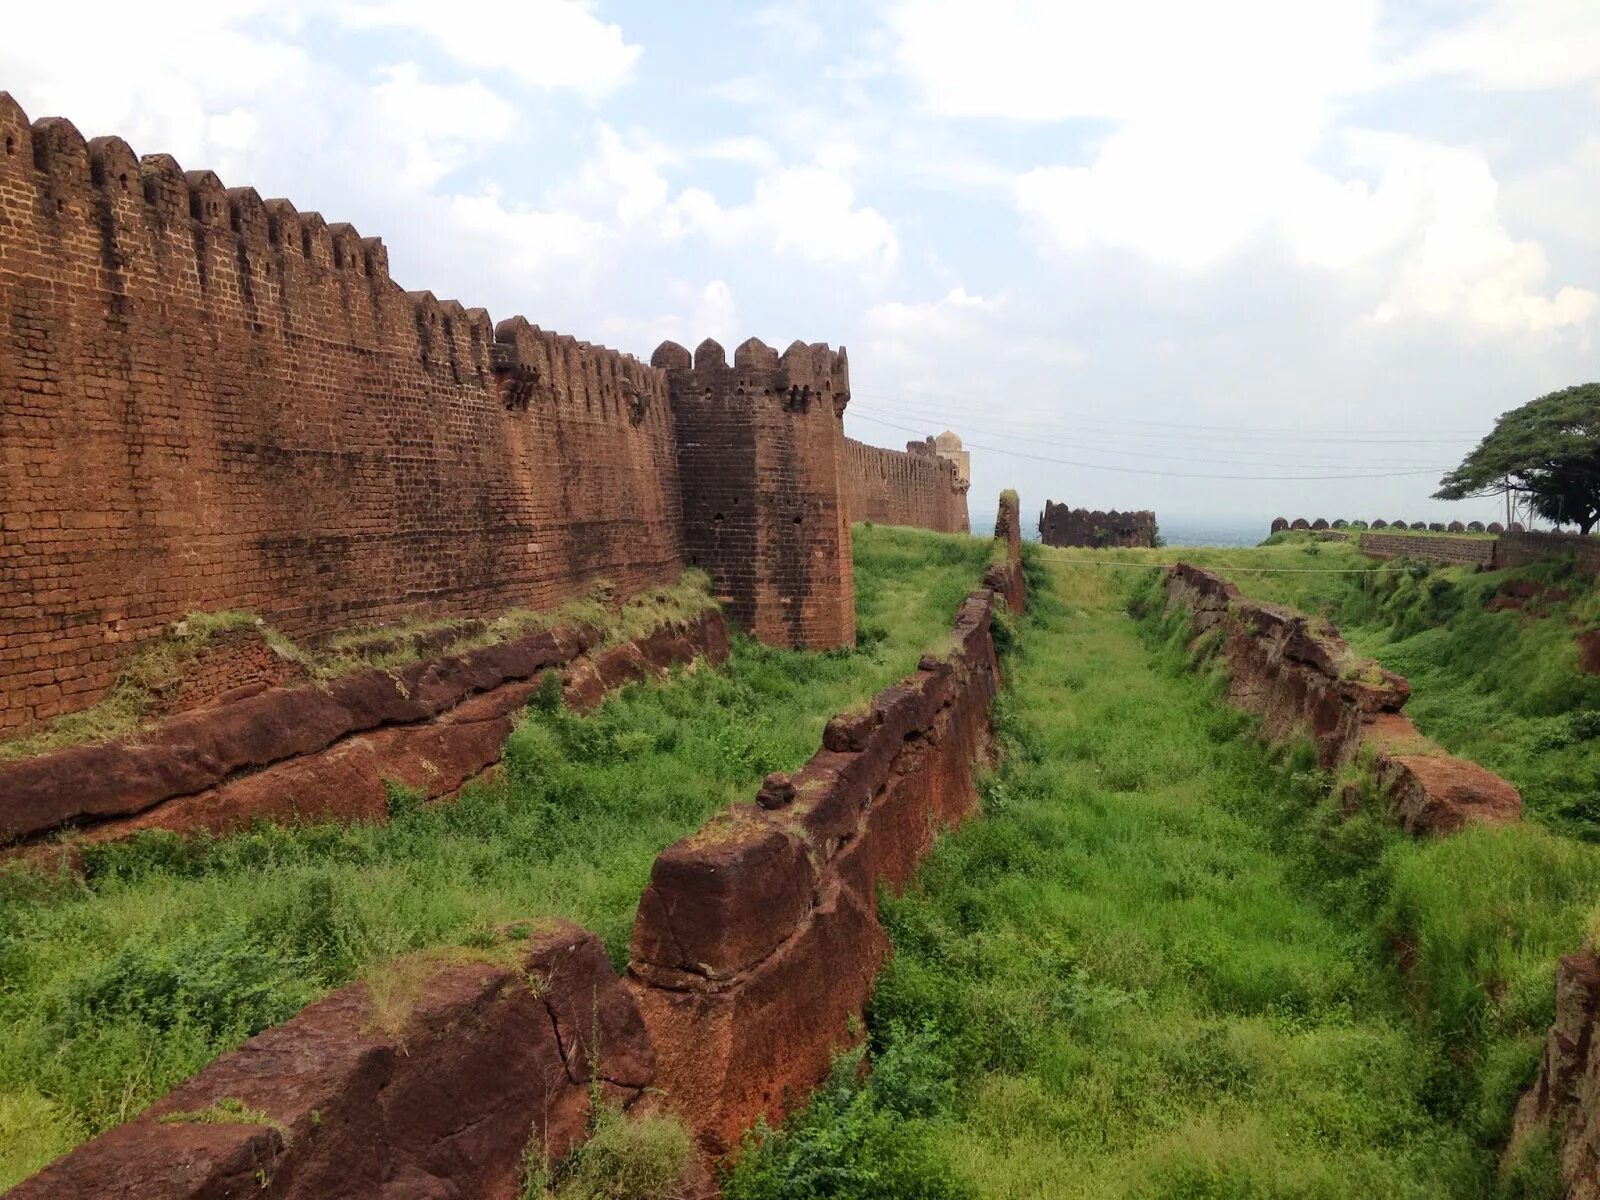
725, 546, 1599, 1199
0, 523, 998, 1190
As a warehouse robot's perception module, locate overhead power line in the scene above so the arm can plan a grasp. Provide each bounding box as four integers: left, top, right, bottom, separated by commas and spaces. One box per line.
851, 402, 1454, 472
849, 411, 1448, 482
853, 395, 1470, 463
849, 387, 1486, 443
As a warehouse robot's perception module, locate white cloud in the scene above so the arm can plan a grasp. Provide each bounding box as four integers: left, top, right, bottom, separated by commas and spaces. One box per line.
891, 0, 1381, 123
369, 64, 516, 188
551, 125, 675, 227
0, 1, 312, 173
696, 135, 782, 169
895, 0, 1597, 338
597, 279, 741, 354
1400, 0, 1600, 90
1504, 137, 1600, 246
338, 0, 641, 97
674, 167, 900, 277
752, 3, 825, 55
1354, 137, 1599, 335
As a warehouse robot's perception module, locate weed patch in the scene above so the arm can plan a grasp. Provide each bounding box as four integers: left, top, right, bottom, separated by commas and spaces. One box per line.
0, 525, 993, 1191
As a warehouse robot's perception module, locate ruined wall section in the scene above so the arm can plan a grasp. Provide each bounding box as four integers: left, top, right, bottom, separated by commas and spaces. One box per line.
843, 436, 969, 533
0, 96, 684, 733
1040, 501, 1156, 549
1359, 533, 1497, 567
1164, 563, 1522, 835
654, 337, 855, 649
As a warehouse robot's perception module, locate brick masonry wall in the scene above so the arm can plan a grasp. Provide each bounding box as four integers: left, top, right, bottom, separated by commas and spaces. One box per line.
1497, 531, 1600, 576
1039, 501, 1156, 548
0, 96, 687, 733
653, 337, 855, 650
1358, 533, 1498, 567
842, 437, 969, 533
161, 631, 304, 715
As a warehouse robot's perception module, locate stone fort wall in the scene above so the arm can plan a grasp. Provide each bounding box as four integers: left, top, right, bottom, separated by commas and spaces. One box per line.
652, 337, 856, 650
1039, 501, 1157, 549
843, 436, 969, 534
0, 95, 877, 732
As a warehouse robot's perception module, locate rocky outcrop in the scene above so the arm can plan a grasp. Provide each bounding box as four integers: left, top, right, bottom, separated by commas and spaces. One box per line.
3, 611, 728, 848
1164, 563, 1521, 834
8, 922, 654, 1200
1510, 948, 1600, 1198
629, 587, 1008, 1153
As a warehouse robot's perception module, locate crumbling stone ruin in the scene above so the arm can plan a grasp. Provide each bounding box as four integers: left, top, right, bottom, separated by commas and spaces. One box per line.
1039, 500, 1157, 549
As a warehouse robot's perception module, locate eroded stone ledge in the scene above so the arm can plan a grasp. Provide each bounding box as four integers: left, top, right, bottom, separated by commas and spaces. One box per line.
4, 610, 728, 850
1163, 562, 1521, 835
628, 582, 1009, 1153
7, 922, 653, 1200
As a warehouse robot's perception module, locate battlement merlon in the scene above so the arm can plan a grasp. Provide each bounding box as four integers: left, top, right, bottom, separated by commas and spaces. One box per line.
0, 91, 665, 426
652, 337, 851, 418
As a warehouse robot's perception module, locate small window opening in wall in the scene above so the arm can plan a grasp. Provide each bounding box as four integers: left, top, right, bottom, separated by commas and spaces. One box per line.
301, 230, 313, 258
56, 198, 64, 213
3, 135, 13, 155
118, 172, 128, 191
713, 513, 725, 523
792, 515, 803, 525
332, 244, 343, 269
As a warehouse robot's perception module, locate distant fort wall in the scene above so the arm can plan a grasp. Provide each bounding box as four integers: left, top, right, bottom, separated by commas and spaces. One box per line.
1269, 518, 1600, 575
843, 435, 969, 534
1039, 501, 1156, 549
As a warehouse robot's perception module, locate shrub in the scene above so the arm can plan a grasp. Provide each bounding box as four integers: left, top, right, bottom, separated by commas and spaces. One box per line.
531, 1104, 693, 1200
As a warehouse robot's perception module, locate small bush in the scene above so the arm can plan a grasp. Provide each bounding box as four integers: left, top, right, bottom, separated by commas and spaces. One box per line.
722, 1045, 974, 1200
534, 1104, 693, 1200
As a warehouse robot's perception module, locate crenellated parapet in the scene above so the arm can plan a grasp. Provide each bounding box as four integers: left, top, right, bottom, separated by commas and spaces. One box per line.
0, 93, 684, 735
0, 91, 910, 734
653, 336, 856, 649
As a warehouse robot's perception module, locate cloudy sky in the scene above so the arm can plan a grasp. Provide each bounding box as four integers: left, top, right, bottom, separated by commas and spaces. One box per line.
4, 1, 1597, 531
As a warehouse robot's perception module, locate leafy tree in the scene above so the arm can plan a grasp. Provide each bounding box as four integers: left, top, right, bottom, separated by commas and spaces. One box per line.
1434, 384, 1600, 534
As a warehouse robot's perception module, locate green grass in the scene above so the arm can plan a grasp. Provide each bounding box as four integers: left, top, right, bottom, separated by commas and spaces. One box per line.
0, 524, 996, 1190
728, 549, 1589, 1198
1157, 536, 1600, 837
0, 573, 726, 764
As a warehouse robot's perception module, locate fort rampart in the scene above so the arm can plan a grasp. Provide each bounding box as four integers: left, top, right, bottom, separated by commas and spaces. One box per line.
0, 95, 970, 735
843, 436, 970, 533
0, 93, 687, 734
